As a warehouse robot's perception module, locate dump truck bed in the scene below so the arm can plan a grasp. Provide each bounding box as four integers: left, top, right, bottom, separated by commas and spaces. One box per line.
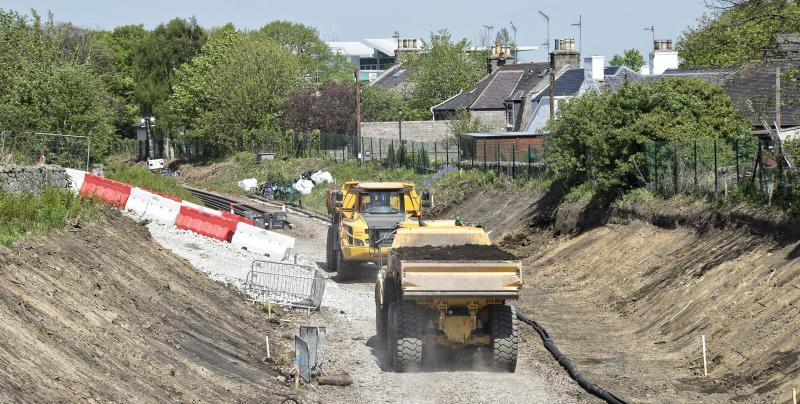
389, 245, 522, 299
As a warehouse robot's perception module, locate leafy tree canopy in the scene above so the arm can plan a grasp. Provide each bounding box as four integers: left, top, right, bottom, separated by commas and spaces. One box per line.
609, 49, 645, 72
678, 0, 800, 67
545, 78, 751, 195
361, 86, 404, 122
132, 17, 206, 117
403, 29, 486, 120
259, 20, 351, 82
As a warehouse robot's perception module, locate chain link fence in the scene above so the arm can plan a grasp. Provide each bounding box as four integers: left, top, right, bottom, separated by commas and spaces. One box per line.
644, 138, 795, 201
0, 131, 90, 170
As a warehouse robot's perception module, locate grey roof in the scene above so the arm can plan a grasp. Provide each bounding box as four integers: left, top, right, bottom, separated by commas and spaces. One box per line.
661, 67, 737, 86
532, 68, 586, 101
434, 63, 549, 112
506, 62, 551, 101
723, 59, 800, 127
434, 73, 495, 111
472, 70, 525, 109
464, 131, 540, 138
372, 65, 415, 91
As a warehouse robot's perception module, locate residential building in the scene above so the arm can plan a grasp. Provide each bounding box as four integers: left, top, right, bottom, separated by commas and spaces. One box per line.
327, 37, 421, 82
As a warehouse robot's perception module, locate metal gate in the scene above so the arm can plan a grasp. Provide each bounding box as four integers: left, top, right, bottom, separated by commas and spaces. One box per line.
245, 260, 325, 309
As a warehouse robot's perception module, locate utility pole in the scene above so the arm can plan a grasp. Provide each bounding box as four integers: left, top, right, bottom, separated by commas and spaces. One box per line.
510, 21, 518, 64
538, 11, 550, 54
571, 15, 582, 54
549, 57, 555, 121
776, 67, 782, 131
355, 68, 362, 163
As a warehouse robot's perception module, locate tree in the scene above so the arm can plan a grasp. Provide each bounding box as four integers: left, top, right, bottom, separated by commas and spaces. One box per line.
282, 81, 356, 134
609, 49, 645, 71
132, 17, 206, 117
90, 24, 148, 136
179, 36, 301, 156
495, 28, 511, 46
677, 0, 800, 67
361, 85, 404, 122
545, 78, 751, 196
0, 9, 115, 158
403, 29, 486, 120
259, 20, 351, 82
448, 109, 487, 138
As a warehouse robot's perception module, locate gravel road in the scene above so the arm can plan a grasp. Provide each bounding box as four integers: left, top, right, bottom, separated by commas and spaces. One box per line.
140, 208, 584, 403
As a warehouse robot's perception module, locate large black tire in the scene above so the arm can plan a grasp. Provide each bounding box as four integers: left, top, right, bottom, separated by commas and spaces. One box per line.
325, 226, 338, 272
490, 304, 519, 372
392, 304, 423, 372
336, 251, 359, 281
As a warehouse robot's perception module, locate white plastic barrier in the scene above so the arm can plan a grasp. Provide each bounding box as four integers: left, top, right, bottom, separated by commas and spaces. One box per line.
181, 200, 223, 216
64, 168, 86, 195
125, 187, 182, 226
231, 222, 296, 261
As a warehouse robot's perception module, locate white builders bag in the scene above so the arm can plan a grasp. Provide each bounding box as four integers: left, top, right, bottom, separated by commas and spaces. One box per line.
237, 178, 258, 191
310, 171, 333, 185
292, 179, 314, 195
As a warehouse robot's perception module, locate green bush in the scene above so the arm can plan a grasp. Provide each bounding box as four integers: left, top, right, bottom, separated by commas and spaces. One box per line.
0, 188, 101, 246
544, 78, 752, 200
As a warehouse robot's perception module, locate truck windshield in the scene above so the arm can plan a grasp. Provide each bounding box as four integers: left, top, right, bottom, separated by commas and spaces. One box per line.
360, 191, 404, 214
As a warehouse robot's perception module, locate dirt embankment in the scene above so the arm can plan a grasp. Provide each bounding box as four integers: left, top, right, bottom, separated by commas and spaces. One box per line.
450, 189, 799, 403
0, 214, 296, 403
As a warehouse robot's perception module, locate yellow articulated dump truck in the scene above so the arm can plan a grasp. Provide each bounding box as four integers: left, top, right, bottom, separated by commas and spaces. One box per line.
325, 181, 431, 279
375, 225, 522, 372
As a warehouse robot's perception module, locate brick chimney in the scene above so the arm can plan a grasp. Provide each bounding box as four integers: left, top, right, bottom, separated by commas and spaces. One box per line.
649, 39, 679, 75
550, 38, 580, 71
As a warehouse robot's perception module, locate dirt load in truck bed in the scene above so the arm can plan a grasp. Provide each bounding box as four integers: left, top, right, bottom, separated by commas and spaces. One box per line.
393, 244, 517, 261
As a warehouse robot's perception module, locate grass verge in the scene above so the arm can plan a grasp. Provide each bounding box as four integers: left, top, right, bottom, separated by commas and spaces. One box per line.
0, 188, 103, 247
105, 162, 201, 204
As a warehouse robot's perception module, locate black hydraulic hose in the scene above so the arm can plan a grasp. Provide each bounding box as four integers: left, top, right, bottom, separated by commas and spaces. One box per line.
515, 309, 628, 404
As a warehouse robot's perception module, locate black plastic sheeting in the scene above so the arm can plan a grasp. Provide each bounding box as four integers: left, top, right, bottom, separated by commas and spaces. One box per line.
515, 309, 628, 404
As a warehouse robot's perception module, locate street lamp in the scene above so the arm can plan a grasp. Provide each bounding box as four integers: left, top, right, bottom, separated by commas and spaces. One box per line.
140, 116, 156, 160
397, 108, 403, 144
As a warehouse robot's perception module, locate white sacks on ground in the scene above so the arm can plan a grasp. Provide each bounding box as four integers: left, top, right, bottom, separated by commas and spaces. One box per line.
125, 187, 182, 225
238, 178, 258, 191
231, 222, 295, 260
180, 200, 222, 216
310, 171, 333, 185
292, 179, 314, 195
64, 168, 86, 195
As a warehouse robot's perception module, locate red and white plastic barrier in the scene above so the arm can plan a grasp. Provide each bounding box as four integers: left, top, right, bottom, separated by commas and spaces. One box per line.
175, 205, 238, 242
68, 168, 294, 257
125, 187, 182, 226
80, 173, 131, 208
231, 222, 295, 260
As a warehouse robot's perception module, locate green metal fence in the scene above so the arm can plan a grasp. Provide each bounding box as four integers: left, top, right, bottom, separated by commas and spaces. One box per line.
644, 138, 795, 200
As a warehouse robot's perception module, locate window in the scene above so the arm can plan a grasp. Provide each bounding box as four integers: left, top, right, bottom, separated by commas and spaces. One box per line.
506, 103, 515, 128
360, 191, 404, 214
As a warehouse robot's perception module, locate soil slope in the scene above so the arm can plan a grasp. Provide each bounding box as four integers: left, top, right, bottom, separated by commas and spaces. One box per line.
452, 189, 799, 403
0, 215, 294, 403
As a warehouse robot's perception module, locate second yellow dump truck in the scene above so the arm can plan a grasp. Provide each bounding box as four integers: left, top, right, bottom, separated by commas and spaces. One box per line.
375, 225, 522, 372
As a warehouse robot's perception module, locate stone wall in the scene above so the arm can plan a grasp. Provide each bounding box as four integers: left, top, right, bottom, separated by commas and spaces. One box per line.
472, 110, 508, 132
361, 120, 453, 142
0, 165, 70, 194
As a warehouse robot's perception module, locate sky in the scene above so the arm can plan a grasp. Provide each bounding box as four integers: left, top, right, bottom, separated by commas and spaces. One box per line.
4, 0, 711, 63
